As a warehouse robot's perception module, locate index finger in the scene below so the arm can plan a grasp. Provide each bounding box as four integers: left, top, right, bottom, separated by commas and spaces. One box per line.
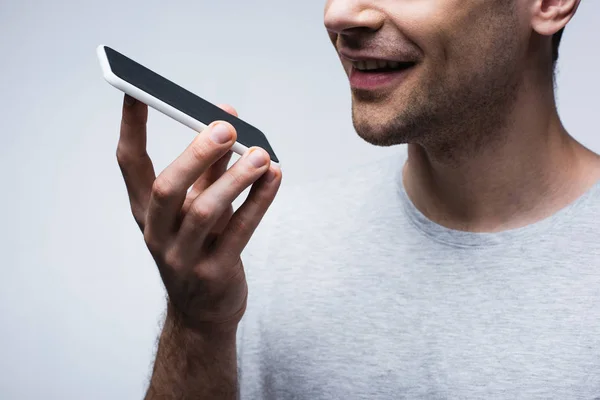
116, 94, 156, 229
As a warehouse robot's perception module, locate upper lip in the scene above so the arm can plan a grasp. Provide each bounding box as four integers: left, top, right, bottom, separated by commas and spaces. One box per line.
338, 49, 416, 64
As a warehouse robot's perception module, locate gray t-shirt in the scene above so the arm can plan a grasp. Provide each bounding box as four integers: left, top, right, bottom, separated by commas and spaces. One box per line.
238, 147, 600, 399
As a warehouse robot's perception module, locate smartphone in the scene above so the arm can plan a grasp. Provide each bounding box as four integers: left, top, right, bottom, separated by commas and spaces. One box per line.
96, 45, 279, 165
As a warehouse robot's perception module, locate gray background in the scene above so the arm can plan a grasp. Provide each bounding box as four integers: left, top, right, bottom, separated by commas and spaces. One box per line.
0, 1, 598, 398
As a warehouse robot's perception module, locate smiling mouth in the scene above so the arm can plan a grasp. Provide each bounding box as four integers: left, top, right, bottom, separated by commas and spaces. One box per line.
351, 59, 416, 73
346, 58, 417, 91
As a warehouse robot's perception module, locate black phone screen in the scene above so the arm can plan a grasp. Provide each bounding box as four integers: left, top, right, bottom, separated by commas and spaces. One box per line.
103, 46, 278, 163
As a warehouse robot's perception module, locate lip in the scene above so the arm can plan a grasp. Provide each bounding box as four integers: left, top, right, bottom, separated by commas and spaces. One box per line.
349, 67, 413, 91
338, 49, 417, 91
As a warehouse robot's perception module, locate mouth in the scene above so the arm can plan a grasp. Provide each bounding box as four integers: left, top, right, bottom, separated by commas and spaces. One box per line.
339, 51, 418, 91
351, 59, 416, 73
348, 58, 416, 91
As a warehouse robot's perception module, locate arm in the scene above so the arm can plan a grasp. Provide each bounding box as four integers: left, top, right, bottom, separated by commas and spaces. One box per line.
145, 304, 238, 399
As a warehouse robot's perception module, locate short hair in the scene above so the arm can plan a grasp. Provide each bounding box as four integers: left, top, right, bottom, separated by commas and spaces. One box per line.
552, 28, 565, 64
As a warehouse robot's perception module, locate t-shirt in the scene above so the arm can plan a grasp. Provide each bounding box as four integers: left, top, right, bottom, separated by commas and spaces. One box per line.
237, 146, 600, 399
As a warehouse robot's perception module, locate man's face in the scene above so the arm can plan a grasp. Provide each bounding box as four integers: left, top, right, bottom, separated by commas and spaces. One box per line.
324, 0, 526, 149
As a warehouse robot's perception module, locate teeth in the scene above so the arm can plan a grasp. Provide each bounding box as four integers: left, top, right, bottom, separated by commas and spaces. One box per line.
366, 60, 378, 70
353, 60, 407, 71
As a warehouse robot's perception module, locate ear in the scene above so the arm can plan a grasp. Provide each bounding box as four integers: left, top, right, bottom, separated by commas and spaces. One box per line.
530, 0, 581, 36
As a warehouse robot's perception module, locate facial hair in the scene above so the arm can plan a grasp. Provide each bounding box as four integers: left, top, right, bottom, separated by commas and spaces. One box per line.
351, 3, 522, 164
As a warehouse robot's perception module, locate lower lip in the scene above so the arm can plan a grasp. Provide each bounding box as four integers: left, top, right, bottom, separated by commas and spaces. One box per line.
349, 67, 413, 91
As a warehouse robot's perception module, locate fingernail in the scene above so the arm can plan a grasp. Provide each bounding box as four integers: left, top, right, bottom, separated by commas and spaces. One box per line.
210, 123, 233, 144
247, 149, 268, 168
124, 94, 136, 106
264, 167, 278, 183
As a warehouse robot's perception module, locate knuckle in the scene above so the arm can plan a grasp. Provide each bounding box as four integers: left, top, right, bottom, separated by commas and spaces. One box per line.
189, 201, 214, 224
163, 247, 186, 271
116, 145, 149, 169
189, 139, 212, 163
115, 145, 131, 166
226, 166, 249, 187
253, 188, 274, 206
229, 215, 250, 235
194, 264, 218, 282
151, 177, 176, 203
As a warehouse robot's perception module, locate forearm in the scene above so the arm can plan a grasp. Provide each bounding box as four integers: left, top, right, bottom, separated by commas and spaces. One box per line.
145, 304, 238, 400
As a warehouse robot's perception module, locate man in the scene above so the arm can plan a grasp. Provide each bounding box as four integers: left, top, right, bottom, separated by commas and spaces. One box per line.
116, 0, 600, 398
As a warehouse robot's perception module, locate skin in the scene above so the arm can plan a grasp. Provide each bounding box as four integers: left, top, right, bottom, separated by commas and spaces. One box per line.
324, 0, 600, 232
117, 95, 281, 398
118, 0, 596, 397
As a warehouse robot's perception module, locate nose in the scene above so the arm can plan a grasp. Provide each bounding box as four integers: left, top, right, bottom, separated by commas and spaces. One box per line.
324, 0, 385, 36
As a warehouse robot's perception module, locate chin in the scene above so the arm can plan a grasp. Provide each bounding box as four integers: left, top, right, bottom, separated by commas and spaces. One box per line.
351, 102, 415, 147
353, 119, 409, 147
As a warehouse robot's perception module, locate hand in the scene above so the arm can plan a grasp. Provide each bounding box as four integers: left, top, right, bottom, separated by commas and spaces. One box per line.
116, 94, 282, 334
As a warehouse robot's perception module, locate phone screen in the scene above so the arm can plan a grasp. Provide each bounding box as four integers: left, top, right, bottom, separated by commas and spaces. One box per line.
103, 46, 278, 163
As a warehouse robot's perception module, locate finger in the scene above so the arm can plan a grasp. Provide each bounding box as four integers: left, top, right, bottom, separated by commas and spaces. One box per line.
145, 121, 237, 247
216, 103, 238, 117
212, 204, 234, 235
171, 147, 271, 263
189, 149, 233, 195
116, 94, 156, 229
203, 204, 234, 248
186, 103, 238, 194
182, 150, 233, 215
183, 105, 238, 213
216, 164, 282, 263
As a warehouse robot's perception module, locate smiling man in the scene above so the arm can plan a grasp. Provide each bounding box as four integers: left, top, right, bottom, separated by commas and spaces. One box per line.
116, 0, 600, 399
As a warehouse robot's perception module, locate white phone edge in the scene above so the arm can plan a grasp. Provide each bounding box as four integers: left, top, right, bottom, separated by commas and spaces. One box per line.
96, 44, 280, 168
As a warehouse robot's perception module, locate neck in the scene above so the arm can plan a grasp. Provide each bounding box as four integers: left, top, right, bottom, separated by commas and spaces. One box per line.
403, 83, 600, 233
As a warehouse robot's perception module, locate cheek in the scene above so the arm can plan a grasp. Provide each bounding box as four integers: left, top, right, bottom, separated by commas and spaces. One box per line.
385, 0, 492, 69
385, 2, 457, 70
